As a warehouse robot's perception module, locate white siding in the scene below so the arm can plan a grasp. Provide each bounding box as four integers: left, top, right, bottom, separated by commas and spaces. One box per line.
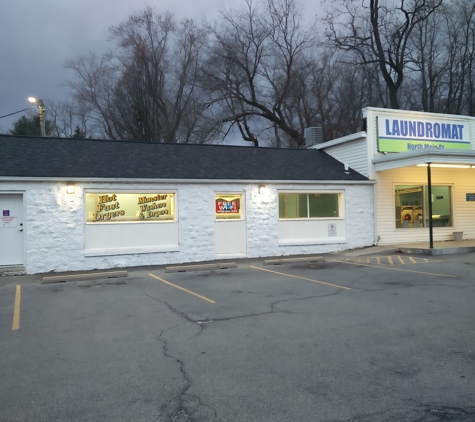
376, 167, 475, 245
324, 139, 369, 177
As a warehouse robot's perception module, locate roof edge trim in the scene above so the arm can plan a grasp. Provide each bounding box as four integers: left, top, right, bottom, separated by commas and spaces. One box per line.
373, 149, 475, 171
0, 177, 375, 185
311, 132, 367, 150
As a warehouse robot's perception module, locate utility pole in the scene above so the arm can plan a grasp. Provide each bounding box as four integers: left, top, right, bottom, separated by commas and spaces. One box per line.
38, 99, 45, 137
28, 97, 46, 137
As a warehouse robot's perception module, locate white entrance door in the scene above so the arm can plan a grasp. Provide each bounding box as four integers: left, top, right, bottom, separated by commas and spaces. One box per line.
215, 220, 247, 255
214, 193, 247, 255
0, 194, 24, 266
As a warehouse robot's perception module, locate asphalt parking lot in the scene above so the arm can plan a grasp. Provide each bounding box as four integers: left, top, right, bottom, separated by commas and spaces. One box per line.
1, 252, 475, 422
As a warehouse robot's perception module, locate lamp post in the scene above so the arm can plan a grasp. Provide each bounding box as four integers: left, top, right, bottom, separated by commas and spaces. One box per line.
28, 97, 45, 137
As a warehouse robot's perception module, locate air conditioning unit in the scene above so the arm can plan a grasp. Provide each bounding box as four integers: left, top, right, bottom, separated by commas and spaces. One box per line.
304, 127, 323, 147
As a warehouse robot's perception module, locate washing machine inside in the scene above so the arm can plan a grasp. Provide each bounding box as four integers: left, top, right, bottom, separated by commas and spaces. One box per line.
401, 206, 423, 227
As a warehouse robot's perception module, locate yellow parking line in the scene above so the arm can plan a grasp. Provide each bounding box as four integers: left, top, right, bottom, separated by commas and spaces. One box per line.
332, 260, 457, 278
148, 273, 216, 304
396, 255, 405, 264
12, 285, 21, 331
250, 266, 351, 290
376, 257, 381, 264
388, 256, 394, 265
409, 257, 417, 264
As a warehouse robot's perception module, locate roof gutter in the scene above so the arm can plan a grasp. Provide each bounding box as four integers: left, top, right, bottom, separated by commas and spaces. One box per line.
0, 177, 375, 185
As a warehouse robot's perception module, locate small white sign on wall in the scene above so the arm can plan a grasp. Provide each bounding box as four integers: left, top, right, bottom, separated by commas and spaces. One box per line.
328, 223, 337, 237
1, 216, 17, 228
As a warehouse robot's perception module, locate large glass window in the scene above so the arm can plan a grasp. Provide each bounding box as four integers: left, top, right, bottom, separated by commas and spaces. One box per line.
85, 192, 175, 223
215, 194, 244, 220
395, 185, 452, 228
279, 193, 340, 219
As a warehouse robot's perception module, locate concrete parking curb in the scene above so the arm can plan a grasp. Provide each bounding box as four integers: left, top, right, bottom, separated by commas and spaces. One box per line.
42, 270, 128, 284
165, 262, 237, 273
263, 256, 324, 265
399, 246, 475, 256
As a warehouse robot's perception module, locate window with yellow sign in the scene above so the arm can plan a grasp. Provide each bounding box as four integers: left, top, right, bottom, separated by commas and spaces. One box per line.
85, 192, 175, 223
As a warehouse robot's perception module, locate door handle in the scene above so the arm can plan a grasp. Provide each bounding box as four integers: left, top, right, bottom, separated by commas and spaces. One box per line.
19, 229, 23, 232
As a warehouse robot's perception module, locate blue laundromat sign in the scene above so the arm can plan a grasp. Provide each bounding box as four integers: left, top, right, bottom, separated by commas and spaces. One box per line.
377, 115, 471, 152
466, 193, 475, 201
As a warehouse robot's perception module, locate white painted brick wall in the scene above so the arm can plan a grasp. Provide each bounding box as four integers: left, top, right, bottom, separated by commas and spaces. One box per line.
1, 181, 374, 274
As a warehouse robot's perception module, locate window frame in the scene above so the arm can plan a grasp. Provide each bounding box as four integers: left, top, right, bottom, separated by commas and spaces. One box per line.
394, 183, 454, 229
84, 190, 178, 225
215, 192, 245, 221
278, 190, 344, 220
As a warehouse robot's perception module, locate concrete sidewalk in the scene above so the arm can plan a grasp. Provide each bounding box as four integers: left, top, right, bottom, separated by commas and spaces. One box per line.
340, 239, 475, 257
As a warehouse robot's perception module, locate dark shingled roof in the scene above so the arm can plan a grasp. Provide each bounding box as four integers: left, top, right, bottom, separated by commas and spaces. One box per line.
0, 134, 368, 181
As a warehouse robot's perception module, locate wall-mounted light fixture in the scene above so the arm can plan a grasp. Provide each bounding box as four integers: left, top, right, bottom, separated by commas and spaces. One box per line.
67, 182, 75, 194
258, 184, 266, 194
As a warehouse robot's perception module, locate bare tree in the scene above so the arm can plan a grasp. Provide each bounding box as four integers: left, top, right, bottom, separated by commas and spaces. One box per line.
441, 0, 475, 115
324, 0, 443, 109
405, 4, 447, 112
66, 7, 214, 143
403, 0, 475, 115
46, 98, 98, 138
65, 53, 122, 139
202, 0, 316, 147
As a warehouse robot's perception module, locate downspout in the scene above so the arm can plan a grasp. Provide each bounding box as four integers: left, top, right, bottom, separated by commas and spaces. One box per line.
373, 182, 378, 245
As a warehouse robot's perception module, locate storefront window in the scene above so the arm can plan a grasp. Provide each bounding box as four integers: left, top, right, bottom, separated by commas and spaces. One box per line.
85, 192, 175, 223
395, 185, 452, 228
215, 194, 243, 220
279, 193, 340, 219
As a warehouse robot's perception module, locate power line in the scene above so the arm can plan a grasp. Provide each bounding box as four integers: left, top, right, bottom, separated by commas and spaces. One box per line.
0, 108, 30, 119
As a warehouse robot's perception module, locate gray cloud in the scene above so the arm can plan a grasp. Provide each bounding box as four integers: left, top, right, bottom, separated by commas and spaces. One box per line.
0, 0, 320, 133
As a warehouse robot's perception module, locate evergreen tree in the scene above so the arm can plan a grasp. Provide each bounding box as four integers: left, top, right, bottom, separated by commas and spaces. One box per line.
71, 125, 87, 138
9, 115, 52, 137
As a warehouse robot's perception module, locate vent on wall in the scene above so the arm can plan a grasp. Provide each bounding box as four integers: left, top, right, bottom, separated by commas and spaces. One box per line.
304, 127, 323, 147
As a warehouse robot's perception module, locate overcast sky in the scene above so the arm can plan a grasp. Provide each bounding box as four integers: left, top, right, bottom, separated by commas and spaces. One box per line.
0, 0, 322, 134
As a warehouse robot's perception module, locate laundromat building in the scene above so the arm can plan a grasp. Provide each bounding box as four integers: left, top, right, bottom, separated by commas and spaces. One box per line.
313, 107, 475, 245
2, 107, 474, 275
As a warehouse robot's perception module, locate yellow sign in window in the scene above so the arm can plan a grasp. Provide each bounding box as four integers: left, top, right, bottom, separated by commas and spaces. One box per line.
85, 193, 175, 223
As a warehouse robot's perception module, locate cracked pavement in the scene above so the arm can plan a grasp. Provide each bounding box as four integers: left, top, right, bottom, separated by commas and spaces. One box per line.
1, 253, 474, 421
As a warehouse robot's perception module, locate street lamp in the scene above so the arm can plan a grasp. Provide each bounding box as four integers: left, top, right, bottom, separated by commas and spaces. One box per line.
28, 97, 45, 137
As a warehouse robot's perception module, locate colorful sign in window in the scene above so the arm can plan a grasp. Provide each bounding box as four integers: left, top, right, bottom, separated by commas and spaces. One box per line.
215, 195, 243, 220
85, 193, 175, 223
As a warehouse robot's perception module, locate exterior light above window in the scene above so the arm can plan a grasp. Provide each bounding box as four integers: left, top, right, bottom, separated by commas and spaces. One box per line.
67, 182, 75, 194
258, 184, 266, 194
